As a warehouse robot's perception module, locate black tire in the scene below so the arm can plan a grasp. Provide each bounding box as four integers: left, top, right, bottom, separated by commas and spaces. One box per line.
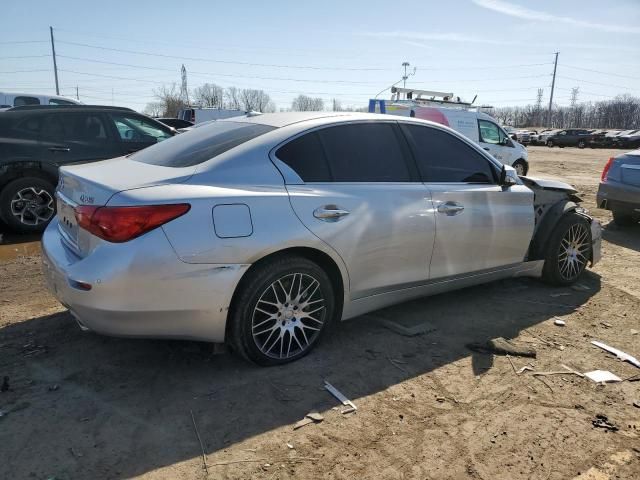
228, 255, 336, 366
0, 177, 56, 234
512, 159, 528, 176
612, 210, 636, 226
547, 140, 554, 148
541, 212, 592, 286
578, 140, 586, 149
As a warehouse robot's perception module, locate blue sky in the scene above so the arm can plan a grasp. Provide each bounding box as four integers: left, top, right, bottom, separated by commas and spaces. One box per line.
1, 0, 639, 112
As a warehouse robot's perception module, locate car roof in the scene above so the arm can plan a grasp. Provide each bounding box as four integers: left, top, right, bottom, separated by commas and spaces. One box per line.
6, 104, 134, 113
220, 111, 383, 128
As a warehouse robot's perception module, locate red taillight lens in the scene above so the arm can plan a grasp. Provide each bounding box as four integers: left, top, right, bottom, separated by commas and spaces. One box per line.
601, 157, 615, 181
74, 204, 190, 243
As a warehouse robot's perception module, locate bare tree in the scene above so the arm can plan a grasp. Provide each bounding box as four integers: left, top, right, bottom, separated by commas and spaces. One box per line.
143, 102, 164, 117
153, 84, 185, 117
192, 83, 224, 108
331, 98, 342, 111
291, 94, 324, 111
240, 89, 275, 112
225, 87, 242, 110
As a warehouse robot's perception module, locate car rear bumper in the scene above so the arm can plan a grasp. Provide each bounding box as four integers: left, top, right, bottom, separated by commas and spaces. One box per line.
597, 182, 640, 213
41, 218, 249, 342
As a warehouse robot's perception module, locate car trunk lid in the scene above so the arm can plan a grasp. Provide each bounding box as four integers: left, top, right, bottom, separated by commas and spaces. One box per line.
56, 156, 195, 257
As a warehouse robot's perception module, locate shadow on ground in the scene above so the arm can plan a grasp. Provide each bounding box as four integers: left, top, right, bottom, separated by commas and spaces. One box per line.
602, 220, 640, 252
0, 271, 601, 479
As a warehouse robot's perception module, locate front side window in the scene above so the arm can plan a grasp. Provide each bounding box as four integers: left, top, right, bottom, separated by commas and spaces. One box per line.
13, 96, 40, 106
404, 124, 496, 183
317, 123, 411, 182
131, 121, 275, 167
110, 113, 173, 143
479, 119, 501, 145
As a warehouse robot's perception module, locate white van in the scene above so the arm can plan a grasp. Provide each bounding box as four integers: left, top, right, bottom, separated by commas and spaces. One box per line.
178, 107, 245, 124
369, 88, 529, 175
0, 91, 81, 109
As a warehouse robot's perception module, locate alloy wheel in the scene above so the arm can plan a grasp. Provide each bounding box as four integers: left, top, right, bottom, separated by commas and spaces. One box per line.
10, 187, 55, 226
251, 273, 326, 360
514, 163, 525, 176
557, 223, 590, 281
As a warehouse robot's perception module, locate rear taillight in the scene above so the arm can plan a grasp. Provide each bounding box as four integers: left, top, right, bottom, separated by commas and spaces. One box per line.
74, 204, 190, 243
601, 157, 615, 181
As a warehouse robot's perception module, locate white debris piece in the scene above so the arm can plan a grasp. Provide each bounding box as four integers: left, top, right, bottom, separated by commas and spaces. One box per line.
591, 340, 640, 369
584, 370, 622, 383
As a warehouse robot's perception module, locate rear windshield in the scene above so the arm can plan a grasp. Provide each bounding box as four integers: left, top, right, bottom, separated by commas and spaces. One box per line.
131, 121, 275, 167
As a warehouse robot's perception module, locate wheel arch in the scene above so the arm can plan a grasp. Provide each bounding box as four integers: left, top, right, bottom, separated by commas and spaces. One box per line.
225, 246, 347, 340
0, 161, 58, 191
528, 200, 592, 262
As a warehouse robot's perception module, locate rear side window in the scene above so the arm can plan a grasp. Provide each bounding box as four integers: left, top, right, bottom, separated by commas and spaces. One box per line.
49, 98, 76, 105
403, 125, 496, 183
275, 132, 331, 182
109, 113, 173, 143
13, 96, 40, 106
319, 123, 411, 182
0, 114, 43, 139
132, 121, 275, 167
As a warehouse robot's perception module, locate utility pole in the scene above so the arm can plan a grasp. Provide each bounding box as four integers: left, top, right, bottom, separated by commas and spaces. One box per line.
49, 26, 60, 95
76, 85, 79, 100
536, 88, 544, 125
570, 87, 579, 107
546, 52, 559, 127
402, 62, 410, 89
181, 64, 189, 105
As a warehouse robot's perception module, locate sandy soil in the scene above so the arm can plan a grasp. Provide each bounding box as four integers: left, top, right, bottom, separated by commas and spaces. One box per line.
0, 146, 639, 480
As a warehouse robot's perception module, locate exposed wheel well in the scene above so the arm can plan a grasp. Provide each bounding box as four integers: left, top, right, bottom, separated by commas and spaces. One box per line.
225, 246, 346, 340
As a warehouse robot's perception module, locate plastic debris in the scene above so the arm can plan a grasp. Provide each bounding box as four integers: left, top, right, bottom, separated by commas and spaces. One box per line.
324, 381, 357, 413
554, 319, 566, 327
592, 414, 618, 431
584, 370, 622, 383
591, 341, 640, 369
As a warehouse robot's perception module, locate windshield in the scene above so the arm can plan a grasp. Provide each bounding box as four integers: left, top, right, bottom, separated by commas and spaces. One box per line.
131, 121, 275, 167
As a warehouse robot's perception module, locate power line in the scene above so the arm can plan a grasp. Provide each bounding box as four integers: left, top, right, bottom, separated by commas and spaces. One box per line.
0, 54, 50, 60
0, 40, 48, 44
0, 69, 50, 74
56, 55, 387, 84
557, 75, 639, 92
56, 40, 390, 71
563, 64, 640, 81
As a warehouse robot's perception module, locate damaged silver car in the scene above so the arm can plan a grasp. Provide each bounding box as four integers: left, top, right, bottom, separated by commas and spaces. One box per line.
41, 112, 601, 365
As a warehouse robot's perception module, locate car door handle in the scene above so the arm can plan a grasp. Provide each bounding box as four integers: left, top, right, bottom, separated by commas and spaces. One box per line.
48, 146, 70, 152
437, 202, 465, 215
313, 205, 350, 221
483, 147, 490, 151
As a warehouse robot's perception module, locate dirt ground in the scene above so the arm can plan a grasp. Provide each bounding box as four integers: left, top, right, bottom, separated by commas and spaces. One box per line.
1, 146, 639, 480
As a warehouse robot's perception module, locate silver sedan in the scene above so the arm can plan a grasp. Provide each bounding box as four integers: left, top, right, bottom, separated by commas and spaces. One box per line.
42, 112, 601, 365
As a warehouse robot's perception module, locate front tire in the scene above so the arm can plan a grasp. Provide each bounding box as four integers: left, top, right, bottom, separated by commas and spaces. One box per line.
512, 159, 528, 176
542, 212, 592, 286
229, 255, 336, 366
547, 140, 554, 148
578, 140, 586, 149
0, 177, 56, 234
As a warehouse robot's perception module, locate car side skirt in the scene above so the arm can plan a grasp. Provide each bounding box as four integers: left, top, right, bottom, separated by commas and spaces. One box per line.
342, 260, 544, 320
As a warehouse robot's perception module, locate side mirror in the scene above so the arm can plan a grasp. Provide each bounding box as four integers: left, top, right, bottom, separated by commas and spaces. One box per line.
510, 134, 517, 141
499, 165, 519, 186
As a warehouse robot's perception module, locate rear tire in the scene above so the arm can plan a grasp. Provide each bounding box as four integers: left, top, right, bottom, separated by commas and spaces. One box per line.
0, 177, 56, 234
578, 140, 586, 149
612, 210, 637, 226
228, 255, 336, 366
541, 212, 592, 286
547, 140, 554, 148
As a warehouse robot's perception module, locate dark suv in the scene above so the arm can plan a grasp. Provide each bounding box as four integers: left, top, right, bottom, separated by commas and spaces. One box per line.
546, 129, 593, 149
0, 105, 174, 233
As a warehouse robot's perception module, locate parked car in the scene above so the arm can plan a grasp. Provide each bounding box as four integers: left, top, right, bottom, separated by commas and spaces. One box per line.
515, 130, 535, 145
41, 112, 601, 365
0, 91, 81, 109
156, 117, 194, 129
0, 105, 175, 233
546, 129, 593, 148
590, 129, 622, 148
613, 129, 640, 149
535, 129, 559, 146
597, 149, 640, 225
